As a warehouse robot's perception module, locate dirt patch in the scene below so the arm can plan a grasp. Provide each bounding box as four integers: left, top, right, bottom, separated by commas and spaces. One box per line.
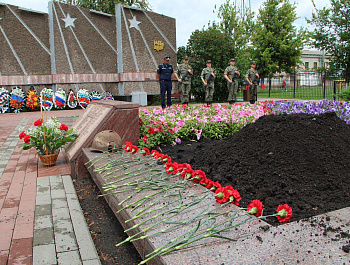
158, 112, 350, 225
73, 178, 142, 265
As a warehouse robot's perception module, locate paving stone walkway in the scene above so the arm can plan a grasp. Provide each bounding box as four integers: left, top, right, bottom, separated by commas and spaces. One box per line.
0, 109, 100, 264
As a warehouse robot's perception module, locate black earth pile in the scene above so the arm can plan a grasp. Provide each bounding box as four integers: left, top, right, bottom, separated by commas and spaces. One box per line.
159, 112, 350, 225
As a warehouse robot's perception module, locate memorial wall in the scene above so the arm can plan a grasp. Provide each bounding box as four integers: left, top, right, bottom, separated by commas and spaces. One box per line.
0, 1, 177, 97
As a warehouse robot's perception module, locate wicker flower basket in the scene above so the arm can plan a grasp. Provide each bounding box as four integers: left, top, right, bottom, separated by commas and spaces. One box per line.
38, 150, 60, 166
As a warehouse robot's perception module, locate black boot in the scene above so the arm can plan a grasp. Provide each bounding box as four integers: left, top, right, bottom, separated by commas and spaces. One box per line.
232, 100, 235, 104
229, 100, 233, 105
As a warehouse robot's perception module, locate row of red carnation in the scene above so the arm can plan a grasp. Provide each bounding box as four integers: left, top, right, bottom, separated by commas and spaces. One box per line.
124, 142, 292, 223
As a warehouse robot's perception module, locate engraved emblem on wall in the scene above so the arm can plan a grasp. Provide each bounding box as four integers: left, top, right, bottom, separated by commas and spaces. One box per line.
153, 40, 164, 51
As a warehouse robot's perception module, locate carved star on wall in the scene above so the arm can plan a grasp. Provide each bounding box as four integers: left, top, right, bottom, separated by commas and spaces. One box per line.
128, 16, 141, 31
62, 14, 77, 28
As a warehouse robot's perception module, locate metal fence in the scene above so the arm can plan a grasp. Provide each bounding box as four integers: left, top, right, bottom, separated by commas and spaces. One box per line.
236, 71, 349, 100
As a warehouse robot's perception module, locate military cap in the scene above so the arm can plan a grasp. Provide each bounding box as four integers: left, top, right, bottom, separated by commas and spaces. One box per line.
230, 58, 235, 62
163, 56, 171, 60
183, 56, 189, 60
251, 61, 256, 65
206, 60, 212, 64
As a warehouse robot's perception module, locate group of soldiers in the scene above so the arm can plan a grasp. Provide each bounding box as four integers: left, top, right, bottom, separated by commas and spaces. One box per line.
156, 55, 260, 109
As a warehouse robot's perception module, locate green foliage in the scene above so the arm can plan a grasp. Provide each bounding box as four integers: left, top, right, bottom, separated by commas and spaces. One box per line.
185, 26, 236, 102
60, 0, 152, 14
251, 0, 307, 77
337, 88, 350, 101
306, 0, 350, 79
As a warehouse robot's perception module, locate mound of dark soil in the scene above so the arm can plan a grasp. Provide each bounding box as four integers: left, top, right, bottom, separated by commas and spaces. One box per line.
159, 112, 350, 225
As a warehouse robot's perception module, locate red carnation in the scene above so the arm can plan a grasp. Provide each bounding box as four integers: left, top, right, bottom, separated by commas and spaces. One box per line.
24, 135, 31, 143
151, 150, 159, 158
124, 142, 132, 151
200, 178, 214, 189
209, 181, 222, 192
148, 127, 155, 135
177, 163, 191, 173
192, 170, 206, 184
276, 204, 293, 223
141, 148, 150, 156
215, 186, 241, 205
247, 200, 264, 217
59, 124, 68, 131
34, 119, 43, 126
159, 154, 171, 164
165, 161, 179, 175
19, 131, 26, 139
131, 145, 139, 154
181, 167, 194, 180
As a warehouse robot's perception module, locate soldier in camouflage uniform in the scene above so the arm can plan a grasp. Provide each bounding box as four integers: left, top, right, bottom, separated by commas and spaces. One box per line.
224, 58, 240, 104
201, 60, 216, 106
245, 61, 260, 104
175, 56, 193, 105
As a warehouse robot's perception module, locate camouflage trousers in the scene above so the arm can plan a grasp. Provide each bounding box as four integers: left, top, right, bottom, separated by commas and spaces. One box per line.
179, 82, 191, 103
249, 84, 258, 101
205, 83, 215, 102
227, 81, 238, 101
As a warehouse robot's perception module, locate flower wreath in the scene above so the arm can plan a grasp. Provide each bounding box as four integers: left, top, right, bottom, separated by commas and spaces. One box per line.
10, 86, 25, 113
77, 89, 90, 109
90, 91, 102, 101
0, 87, 9, 113
67, 89, 78, 109
101, 91, 114, 100
26, 86, 39, 111
54, 88, 67, 109
40, 88, 54, 111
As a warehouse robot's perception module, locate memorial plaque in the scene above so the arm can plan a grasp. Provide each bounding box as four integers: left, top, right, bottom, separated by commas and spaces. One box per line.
66, 103, 114, 161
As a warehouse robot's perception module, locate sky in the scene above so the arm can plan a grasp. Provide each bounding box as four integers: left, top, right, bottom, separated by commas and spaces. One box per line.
2, 0, 330, 48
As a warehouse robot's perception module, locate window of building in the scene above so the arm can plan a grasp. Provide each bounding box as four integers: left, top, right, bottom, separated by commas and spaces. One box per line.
314, 62, 317, 69
305, 62, 309, 69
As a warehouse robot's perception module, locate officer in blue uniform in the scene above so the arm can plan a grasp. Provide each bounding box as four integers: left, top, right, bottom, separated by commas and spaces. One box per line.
156, 56, 174, 109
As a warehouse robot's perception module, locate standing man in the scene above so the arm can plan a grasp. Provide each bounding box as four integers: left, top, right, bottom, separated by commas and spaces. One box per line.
224, 58, 240, 104
201, 60, 216, 106
175, 56, 193, 105
245, 61, 259, 104
157, 56, 174, 109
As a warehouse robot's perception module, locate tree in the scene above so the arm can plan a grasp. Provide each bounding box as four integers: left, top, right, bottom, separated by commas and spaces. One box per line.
60, 0, 152, 14
184, 26, 236, 102
307, 0, 350, 80
251, 0, 307, 78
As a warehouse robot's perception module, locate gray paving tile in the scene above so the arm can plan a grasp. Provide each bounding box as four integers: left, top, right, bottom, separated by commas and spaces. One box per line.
57, 250, 82, 265
54, 231, 78, 253
51, 189, 66, 199
76, 234, 100, 262
52, 207, 70, 220
33, 244, 57, 264
35, 215, 53, 230
53, 218, 74, 233
35, 204, 52, 217
37, 176, 50, 187
82, 259, 101, 265
37, 185, 50, 195
62, 175, 76, 194
34, 227, 55, 246
36, 194, 52, 205
52, 198, 68, 209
